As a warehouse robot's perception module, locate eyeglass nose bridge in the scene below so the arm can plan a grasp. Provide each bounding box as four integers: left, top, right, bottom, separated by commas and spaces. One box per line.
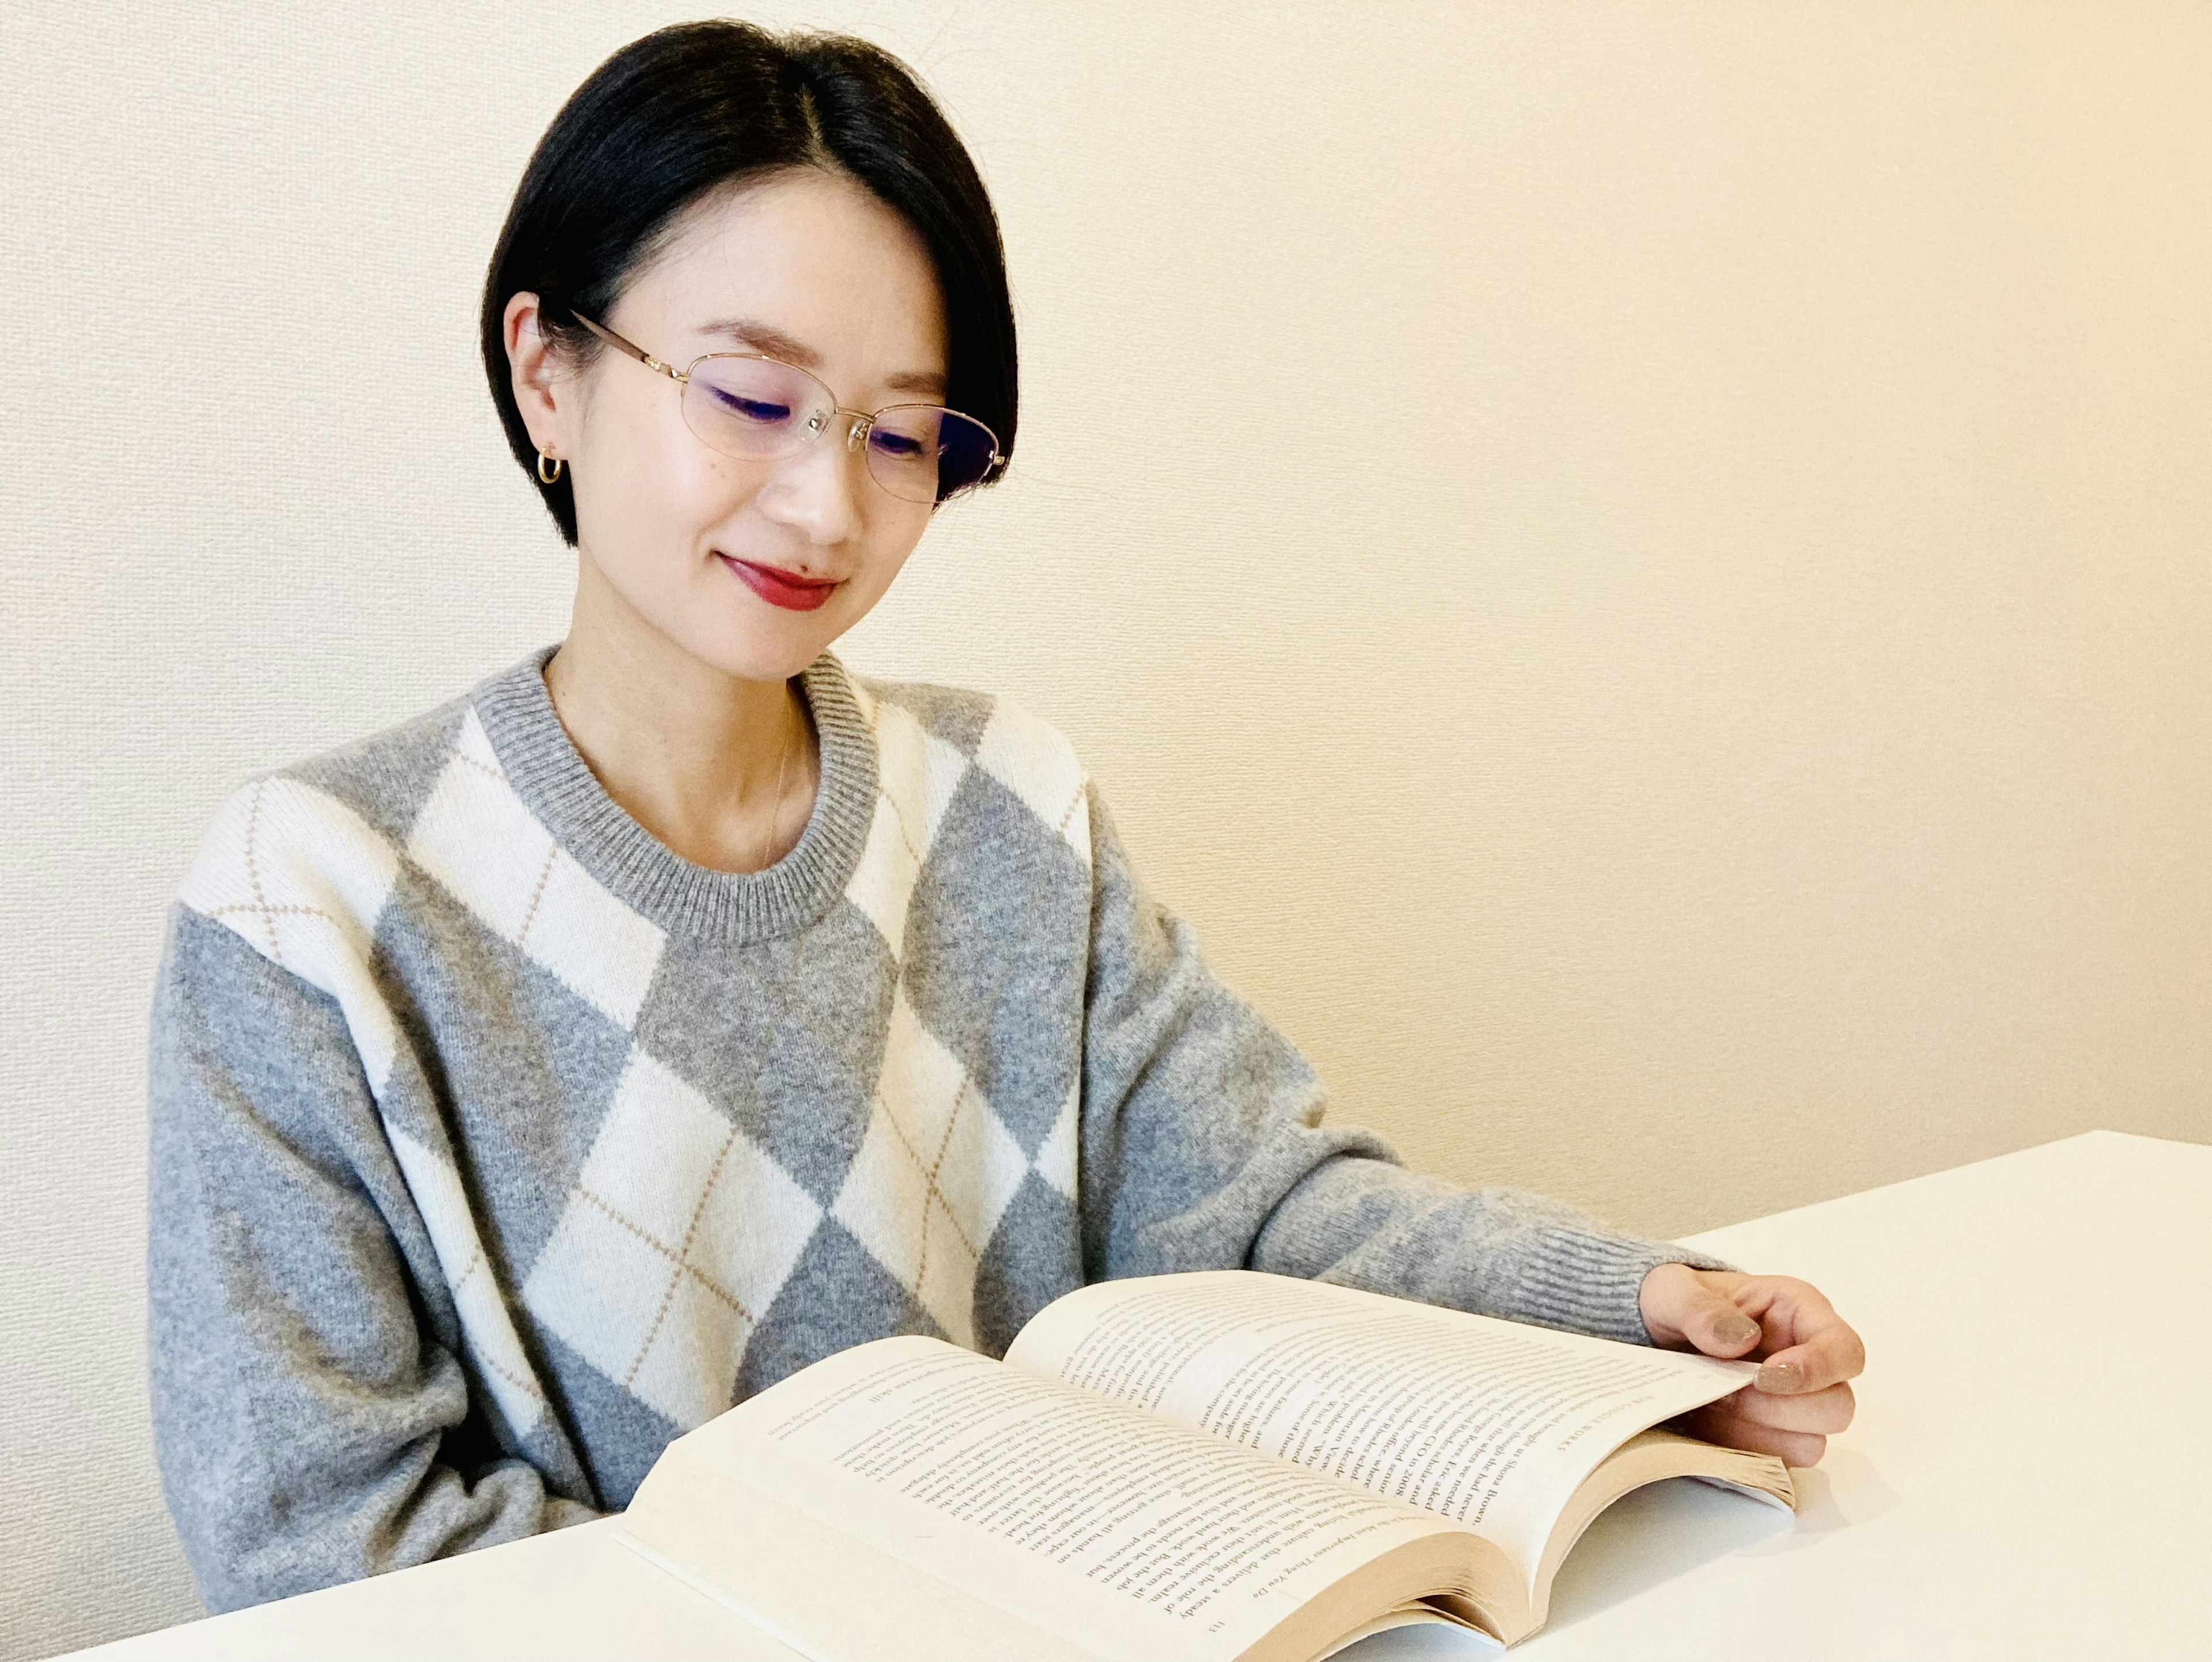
804, 408, 877, 453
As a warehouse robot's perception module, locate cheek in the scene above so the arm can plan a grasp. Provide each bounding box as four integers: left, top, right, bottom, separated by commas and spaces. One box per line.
571, 403, 765, 581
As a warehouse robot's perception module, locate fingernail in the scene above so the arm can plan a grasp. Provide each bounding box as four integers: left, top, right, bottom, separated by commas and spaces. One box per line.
1758, 1359, 1804, 1392
1718, 1315, 1760, 1347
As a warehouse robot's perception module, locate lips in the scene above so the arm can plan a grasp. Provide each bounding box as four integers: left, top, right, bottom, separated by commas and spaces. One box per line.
718, 552, 840, 613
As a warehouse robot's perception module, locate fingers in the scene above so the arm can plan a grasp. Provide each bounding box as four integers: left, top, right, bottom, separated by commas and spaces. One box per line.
1716, 1380, 1854, 1436
1643, 1267, 1869, 1406
1753, 1294, 1867, 1395
1654, 1271, 1864, 1470
1683, 1402, 1828, 1468
1672, 1279, 1764, 1360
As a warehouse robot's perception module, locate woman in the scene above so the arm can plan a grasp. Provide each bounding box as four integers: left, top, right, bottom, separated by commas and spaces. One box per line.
146, 19, 1861, 1615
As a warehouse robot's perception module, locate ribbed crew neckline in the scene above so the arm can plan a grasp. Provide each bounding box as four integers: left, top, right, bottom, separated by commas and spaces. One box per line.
469, 641, 878, 945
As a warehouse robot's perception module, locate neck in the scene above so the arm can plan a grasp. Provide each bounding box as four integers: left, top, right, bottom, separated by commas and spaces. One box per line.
543, 559, 818, 874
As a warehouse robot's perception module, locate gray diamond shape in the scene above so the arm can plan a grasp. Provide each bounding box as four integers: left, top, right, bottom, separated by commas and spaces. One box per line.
902, 766, 1086, 1155
972, 1172, 1084, 1357
734, 1217, 942, 1400
533, 1324, 680, 1509
373, 868, 632, 1283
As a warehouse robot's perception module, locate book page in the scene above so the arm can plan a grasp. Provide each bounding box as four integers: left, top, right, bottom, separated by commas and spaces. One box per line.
1005, 1271, 1760, 1587
623, 1333, 1475, 1662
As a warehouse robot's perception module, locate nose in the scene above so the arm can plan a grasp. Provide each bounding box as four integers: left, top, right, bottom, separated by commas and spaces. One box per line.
763, 412, 870, 544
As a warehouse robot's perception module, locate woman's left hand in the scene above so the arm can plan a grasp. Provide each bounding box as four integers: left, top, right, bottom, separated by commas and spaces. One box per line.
1637, 1263, 1865, 1467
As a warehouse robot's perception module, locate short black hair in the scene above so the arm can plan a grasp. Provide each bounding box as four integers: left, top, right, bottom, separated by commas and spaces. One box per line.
480, 19, 1017, 544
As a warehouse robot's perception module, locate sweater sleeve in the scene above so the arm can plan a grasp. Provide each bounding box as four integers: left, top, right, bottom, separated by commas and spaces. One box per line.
1073, 785, 1733, 1347
146, 900, 597, 1614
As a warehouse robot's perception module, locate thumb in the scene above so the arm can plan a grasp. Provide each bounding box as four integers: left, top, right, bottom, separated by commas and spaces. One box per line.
1676, 1280, 1763, 1358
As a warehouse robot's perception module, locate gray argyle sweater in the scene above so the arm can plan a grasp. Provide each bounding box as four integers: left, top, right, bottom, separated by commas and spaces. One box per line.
146, 641, 1728, 1614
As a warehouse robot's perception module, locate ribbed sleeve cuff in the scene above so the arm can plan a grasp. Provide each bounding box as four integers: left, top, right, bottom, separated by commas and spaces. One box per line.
1510, 1228, 1740, 1347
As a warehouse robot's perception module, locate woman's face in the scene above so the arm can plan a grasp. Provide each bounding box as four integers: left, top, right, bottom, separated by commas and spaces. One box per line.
514, 168, 950, 683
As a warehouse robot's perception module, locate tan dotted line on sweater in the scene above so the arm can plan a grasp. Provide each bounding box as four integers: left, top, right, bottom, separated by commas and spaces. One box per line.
469, 1343, 545, 1403
574, 1183, 816, 1385
622, 1125, 746, 1389
878, 786, 927, 870
448, 741, 505, 783
514, 844, 558, 950
911, 1076, 978, 1293
876, 1086, 980, 1267
242, 782, 282, 965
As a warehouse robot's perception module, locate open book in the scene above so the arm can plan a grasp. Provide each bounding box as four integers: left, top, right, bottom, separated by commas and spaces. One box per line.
614, 1270, 1795, 1660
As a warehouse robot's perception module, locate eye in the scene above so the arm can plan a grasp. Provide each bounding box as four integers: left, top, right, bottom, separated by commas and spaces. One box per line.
707, 385, 793, 424
869, 428, 930, 459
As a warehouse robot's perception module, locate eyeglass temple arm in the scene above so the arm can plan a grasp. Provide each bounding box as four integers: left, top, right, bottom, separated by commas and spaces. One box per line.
569, 311, 683, 380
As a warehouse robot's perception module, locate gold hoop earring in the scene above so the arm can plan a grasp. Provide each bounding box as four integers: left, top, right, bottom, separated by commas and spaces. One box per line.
537, 446, 565, 484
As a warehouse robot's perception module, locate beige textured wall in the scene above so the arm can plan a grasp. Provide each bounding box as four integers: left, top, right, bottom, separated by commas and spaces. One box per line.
2, 1, 2206, 1654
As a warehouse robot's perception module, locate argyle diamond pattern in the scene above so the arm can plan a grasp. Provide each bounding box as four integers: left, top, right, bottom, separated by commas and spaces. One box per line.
179, 667, 1093, 1444
520, 1046, 824, 1428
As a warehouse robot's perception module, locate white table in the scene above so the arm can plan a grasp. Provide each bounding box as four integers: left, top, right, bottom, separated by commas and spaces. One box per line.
65, 1130, 2211, 1661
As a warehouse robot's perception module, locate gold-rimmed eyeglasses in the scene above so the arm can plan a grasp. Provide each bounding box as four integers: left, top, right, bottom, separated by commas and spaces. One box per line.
570, 312, 1001, 506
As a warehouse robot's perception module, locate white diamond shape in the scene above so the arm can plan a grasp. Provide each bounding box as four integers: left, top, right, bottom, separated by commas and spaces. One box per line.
524, 1048, 822, 1428
406, 709, 665, 1029
180, 778, 404, 1096
973, 699, 1090, 858
846, 699, 971, 960
831, 990, 1029, 1348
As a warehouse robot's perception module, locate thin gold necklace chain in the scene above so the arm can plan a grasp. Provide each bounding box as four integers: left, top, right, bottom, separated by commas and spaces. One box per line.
752, 691, 796, 873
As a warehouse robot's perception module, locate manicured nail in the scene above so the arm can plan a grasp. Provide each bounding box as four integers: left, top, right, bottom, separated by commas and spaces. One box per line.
1758, 1359, 1804, 1392
1718, 1315, 1760, 1347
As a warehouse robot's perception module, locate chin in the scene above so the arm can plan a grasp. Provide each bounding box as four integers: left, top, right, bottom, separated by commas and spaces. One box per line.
668, 610, 842, 686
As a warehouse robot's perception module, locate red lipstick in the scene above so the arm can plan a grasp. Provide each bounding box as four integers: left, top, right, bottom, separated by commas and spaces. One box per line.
718, 553, 839, 612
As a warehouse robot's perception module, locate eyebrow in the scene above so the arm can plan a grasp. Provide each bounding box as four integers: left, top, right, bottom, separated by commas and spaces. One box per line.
694, 316, 948, 399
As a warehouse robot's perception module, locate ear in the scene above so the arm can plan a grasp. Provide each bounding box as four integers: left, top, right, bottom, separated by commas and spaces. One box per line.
504, 291, 575, 457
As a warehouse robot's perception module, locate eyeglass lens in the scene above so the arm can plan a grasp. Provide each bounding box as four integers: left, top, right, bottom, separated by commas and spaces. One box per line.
682, 357, 996, 504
